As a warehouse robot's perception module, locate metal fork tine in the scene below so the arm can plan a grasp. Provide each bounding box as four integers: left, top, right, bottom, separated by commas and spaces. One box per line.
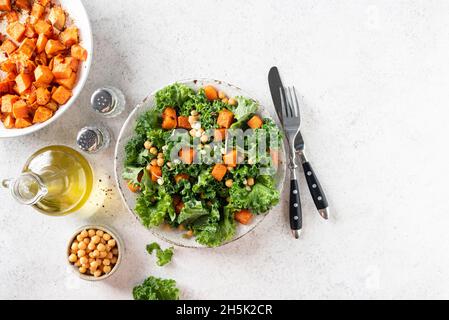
292, 86, 300, 118
286, 87, 294, 117
279, 87, 287, 120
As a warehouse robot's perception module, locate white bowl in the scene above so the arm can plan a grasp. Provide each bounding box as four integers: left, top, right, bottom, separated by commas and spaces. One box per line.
0, 0, 93, 138
114, 79, 286, 248
67, 225, 124, 281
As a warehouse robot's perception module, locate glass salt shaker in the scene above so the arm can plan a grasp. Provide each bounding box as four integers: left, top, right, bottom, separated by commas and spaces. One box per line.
76, 126, 111, 153
90, 86, 125, 117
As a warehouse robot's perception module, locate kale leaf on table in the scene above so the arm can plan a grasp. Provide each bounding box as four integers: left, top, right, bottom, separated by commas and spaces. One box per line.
146, 242, 174, 267
133, 276, 179, 300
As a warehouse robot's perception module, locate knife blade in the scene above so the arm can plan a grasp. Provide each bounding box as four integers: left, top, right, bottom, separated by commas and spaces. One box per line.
268, 66, 329, 220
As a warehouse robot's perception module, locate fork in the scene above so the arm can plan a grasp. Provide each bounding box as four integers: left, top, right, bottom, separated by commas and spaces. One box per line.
280, 86, 302, 239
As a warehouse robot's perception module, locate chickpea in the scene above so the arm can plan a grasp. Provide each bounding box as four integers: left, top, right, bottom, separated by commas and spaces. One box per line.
99, 251, 107, 259
149, 147, 158, 155
88, 258, 94, 263
200, 135, 208, 143
144, 140, 152, 150
103, 265, 112, 273
91, 235, 100, 244
90, 261, 98, 268
92, 250, 100, 258
191, 110, 199, 116
107, 239, 116, 248
79, 266, 87, 274
83, 238, 90, 244
157, 152, 164, 159
76, 234, 83, 242
218, 91, 226, 99
112, 248, 119, 255
228, 98, 237, 106
101, 238, 107, 245
93, 270, 102, 278
222, 97, 229, 104
184, 230, 193, 238
68, 254, 77, 263
71, 242, 78, 251
79, 257, 88, 265
107, 252, 113, 259
156, 158, 164, 167
78, 241, 87, 250
246, 186, 252, 191
189, 129, 197, 137
74, 260, 81, 267
242, 179, 247, 185
166, 161, 172, 168
80, 230, 88, 238
247, 177, 255, 186
77, 250, 86, 258
88, 242, 96, 251
96, 230, 104, 237
111, 257, 118, 264
95, 258, 102, 265
103, 233, 111, 241
89, 252, 95, 258
103, 259, 111, 266
88, 229, 96, 237
225, 179, 233, 188
97, 243, 106, 252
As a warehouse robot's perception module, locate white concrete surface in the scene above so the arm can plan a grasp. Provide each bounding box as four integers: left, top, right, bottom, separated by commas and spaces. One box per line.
1, 0, 449, 299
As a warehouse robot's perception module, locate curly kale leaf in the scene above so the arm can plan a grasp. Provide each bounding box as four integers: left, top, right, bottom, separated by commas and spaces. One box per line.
133, 276, 180, 300
155, 83, 195, 112
146, 242, 174, 267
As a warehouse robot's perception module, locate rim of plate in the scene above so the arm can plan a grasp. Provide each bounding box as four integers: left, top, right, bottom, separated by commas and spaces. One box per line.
114, 79, 286, 248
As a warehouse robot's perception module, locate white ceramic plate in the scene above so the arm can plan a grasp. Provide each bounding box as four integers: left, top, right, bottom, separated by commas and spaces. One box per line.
0, 0, 93, 138
115, 79, 286, 248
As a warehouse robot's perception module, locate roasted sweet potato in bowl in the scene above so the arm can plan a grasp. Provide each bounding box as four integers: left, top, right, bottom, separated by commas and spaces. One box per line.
0, 0, 92, 138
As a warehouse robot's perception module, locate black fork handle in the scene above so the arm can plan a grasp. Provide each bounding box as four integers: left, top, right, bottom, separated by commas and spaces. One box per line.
289, 177, 302, 238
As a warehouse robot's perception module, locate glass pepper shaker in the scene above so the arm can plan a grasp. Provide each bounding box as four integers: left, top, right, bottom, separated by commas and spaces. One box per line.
90, 86, 125, 117
76, 126, 111, 153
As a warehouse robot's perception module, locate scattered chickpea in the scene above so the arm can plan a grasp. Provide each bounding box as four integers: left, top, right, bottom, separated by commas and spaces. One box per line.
228, 98, 237, 106
225, 179, 233, 188
144, 140, 153, 150
218, 91, 226, 99
149, 147, 158, 155
156, 158, 164, 167
247, 177, 255, 186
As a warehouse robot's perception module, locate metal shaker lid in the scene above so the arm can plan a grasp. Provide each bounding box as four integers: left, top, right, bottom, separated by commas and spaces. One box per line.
90, 88, 114, 114
76, 127, 103, 153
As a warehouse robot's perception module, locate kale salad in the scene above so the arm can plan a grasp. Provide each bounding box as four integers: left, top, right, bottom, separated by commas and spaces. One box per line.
123, 83, 282, 247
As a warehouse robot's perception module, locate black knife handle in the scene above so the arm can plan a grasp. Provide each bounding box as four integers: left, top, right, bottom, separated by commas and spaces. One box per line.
302, 161, 328, 211
290, 179, 302, 233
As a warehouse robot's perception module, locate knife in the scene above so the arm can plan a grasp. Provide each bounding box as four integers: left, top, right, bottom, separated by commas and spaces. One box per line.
268, 66, 329, 219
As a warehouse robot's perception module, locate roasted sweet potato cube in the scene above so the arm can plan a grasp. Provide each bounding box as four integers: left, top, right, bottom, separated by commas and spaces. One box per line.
0, 39, 17, 55
1, 59, 16, 72
211, 164, 227, 182
7, 21, 26, 42
234, 209, 252, 225
223, 149, 237, 167
24, 23, 36, 38
34, 65, 53, 84
35, 87, 50, 105
45, 39, 65, 56
247, 115, 263, 129
60, 26, 78, 46
5, 10, 18, 22
51, 85, 71, 105
15, 117, 32, 128
31, 2, 44, 19
17, 59, 35, 74
4, 72, 16, 81
65, 57, 79, 71
12, 99, 29, 118
45, 101, 58, 111
18, 38, 36, 58
161, 107, 177, 129
3, 114, 15, 129
52, 55, 72, 79
15, 73, 32, 94
214, 128, 227, 141
217, 109, 234, 128
37, 0, 50, 6
177, 116, 191, 129
179, 147, 195, 164
149, 165, 162, 182
48, 6, 66, 30
33, 19, 52, 36
15, 0, 31, 11
174, 173, 189, 184
32, 106, 53, 123
55, 71, 77, 89
70, 44, 87, 61
0, 0, 11, 11
35, 33, 47, 53
0, 80, 13, 94
1, 94, 19, 113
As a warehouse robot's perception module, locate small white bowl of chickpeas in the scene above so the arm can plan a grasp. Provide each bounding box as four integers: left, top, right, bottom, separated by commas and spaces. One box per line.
67, 225, 123, 280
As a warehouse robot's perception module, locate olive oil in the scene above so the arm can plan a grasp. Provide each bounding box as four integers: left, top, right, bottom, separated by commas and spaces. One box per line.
22, 145, 93, 216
